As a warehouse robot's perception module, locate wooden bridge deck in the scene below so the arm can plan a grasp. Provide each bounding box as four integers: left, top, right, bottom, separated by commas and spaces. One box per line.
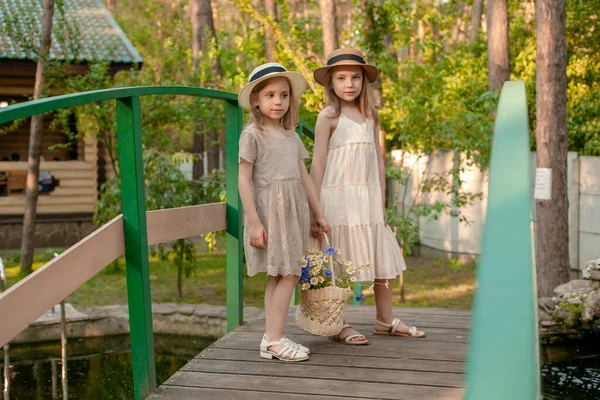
149, 306, 470, 399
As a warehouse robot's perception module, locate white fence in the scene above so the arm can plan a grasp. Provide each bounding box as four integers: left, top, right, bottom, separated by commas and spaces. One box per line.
390, 151, 600, 270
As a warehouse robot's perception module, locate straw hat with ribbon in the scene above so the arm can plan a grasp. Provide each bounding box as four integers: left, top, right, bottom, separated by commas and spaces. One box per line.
238, 62, 307, 111
313, 48, 378, 86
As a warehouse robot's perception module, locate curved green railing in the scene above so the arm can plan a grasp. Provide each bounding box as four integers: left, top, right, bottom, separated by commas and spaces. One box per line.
465, 81, 540, 399
0, 86, 243, 400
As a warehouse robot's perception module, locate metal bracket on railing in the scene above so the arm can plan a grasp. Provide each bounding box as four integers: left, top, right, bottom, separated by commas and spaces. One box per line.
1, 256, 9, 400
0, 257, 6, 293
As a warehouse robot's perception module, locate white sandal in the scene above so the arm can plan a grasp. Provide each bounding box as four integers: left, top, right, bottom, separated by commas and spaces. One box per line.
260, 338, 309, 362
262, 334, 310, 354
374, 317, 426, 338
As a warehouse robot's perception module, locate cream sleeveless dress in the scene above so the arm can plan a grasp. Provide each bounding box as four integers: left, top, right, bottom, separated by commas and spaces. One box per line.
238, 123, 310, 277
320, 114, 406, 281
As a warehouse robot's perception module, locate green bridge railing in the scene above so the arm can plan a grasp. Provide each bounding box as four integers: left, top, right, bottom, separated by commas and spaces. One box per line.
0, 82, 540, 399
465, 81, 540, 399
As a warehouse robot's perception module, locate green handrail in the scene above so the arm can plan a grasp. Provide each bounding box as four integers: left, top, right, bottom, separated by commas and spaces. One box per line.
465, 81, 540, 399
0, 86, 243, 400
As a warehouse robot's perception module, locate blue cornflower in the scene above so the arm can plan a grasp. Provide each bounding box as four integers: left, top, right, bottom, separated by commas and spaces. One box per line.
324, 269, 332, 277
355, 294, 366, 303
324, 246, 336, 255
301, 270, 310, 282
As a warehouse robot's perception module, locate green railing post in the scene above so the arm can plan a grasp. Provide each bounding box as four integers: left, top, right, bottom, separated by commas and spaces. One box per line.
288, 124, 306, 307
465, 81, 540, 399
352, 282, 363, 305
116, 96, 156, 399
225, 100, 244, 332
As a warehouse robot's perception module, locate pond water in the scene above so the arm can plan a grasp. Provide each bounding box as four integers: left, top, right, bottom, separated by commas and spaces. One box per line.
542, 356, 600, 399
2, 335, 599, 399
1, 334, 215, 400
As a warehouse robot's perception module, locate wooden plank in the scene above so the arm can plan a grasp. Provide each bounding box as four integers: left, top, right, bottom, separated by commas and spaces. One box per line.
335, 305, 471, 317
0, 204, 95, 215
196, 347, 466, 374
237, 324, 469, 343
281, 317, 470, 331
0, 215, 124, 347
183, 358, 465, 388
0, 196, 97, 206
162, 371, 464, 400
215, 330, 469, 354
0, 161, 95, 171
151, 386, 352, 400
50, 187, 97, 196
210, 334, 466, 362
58, 179, 97, 188
146, 203, 226, 245
52, 170, 97, 180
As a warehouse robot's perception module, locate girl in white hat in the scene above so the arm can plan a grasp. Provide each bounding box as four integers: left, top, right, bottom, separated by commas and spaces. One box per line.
238, 62, 330, 362
310, 49, 426, 344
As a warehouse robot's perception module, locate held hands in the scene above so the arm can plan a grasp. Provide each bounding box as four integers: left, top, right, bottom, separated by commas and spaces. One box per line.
249, 221, 268, 249
310, 213, 331, 239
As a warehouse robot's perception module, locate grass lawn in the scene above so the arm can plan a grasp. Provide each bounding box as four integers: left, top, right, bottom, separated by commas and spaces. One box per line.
2, 245, 475, 310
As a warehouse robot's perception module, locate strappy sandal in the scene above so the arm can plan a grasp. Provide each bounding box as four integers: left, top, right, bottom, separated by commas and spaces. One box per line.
262, 334, 310, 354
374, 317, 426, 338
329, 324, 369, 345
260, 338, 310, 362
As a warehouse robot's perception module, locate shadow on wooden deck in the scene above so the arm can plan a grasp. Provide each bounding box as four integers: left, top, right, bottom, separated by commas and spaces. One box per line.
148, 306, 470, 399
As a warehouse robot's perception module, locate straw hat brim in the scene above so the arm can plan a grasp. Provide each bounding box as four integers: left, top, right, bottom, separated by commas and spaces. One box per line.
314, 63, 378, 86
238, 71, 306, 111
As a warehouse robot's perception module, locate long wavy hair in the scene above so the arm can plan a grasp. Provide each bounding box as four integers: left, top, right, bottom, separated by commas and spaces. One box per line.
323, 66, 379, 124
248, 76, 298, 133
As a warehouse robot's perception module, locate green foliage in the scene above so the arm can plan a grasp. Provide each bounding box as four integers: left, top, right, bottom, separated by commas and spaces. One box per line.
94, 149, 199, 297
557, 301, 583, 317
191, 170, 227, 251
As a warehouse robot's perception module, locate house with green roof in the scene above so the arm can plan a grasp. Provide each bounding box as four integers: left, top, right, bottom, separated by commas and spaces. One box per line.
0, 0, 142, 249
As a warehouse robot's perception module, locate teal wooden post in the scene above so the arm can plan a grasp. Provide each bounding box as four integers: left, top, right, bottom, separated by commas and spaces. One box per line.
465, 81, 540, 399
289, 124, 306, 307
225, 100, 244, 332
352, 282, 363, 305
116, 96, 156, 399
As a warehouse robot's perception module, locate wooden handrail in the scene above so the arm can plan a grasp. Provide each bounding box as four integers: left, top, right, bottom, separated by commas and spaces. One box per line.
0, 203, 226, 347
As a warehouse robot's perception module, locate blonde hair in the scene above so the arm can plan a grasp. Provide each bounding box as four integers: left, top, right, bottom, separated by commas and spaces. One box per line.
323, 66, 379, 124
248, 77, 299, 133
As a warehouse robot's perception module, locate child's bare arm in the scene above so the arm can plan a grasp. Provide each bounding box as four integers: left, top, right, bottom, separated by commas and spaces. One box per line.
300, 160, 330, 234
373, 121, 387, 224
238, 160, 268, 248
309, 111, 334, 196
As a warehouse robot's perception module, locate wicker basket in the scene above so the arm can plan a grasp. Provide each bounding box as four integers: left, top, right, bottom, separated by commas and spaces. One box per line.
295, 234, 350, 336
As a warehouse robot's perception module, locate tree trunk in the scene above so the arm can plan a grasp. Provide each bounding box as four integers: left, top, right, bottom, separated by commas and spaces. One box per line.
319, 0, 339, 57
535, 0, 569, 297
487, 0, 510, 90
303, 0, 313, 56
264, 0, 277, 61
469, 0, 484, 42
20, 0, 55, 275
191, 0, 222, 175
106, 0, 117, 13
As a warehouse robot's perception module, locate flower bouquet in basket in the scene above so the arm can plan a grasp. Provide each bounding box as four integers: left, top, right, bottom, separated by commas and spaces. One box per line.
295, 234, 371, 336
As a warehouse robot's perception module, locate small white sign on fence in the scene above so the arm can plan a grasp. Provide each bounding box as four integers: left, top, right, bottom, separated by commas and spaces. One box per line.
534, 168, 552, 200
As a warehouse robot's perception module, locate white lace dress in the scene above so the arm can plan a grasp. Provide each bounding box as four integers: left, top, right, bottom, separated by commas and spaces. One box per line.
238, 123, 310, 277
320, 114, 406, 281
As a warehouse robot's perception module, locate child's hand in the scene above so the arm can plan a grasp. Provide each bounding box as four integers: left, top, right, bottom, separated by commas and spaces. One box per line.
310, 220, 323, 239
249, 222, 268, 249
310, 214, 325, 239
316, 216, 331, 236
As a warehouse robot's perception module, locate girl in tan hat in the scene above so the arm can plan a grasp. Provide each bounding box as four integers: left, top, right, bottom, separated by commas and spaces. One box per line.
238, 62, 330, 361
310, 49, 426, 344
